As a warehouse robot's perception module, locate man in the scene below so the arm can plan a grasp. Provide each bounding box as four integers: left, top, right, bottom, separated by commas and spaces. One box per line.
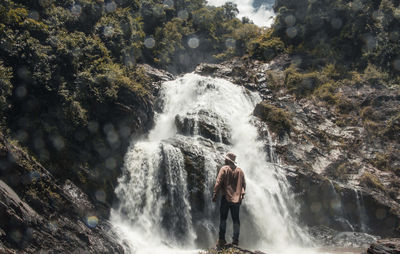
212, 152, 246, 248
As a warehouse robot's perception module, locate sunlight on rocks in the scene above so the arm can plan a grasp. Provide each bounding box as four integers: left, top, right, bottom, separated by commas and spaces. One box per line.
188, 37, 200, 49
106, 1, 117, 13
286, 27, 298, 38
70, 4, 82, 17
85, 216, 99, 229
144, 37, 156, 49
178, 10, 189, 20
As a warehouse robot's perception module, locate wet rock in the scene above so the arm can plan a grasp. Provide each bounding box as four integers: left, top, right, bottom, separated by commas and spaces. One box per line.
0, 133, 123, 253
201, 245, 267, 254
366, 239, 400, 254
175, 110, 232, 145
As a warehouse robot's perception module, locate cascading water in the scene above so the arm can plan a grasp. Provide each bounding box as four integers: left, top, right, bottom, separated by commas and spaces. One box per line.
110, 73, 315, 253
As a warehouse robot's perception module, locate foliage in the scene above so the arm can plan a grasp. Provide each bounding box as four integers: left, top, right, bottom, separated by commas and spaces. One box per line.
249, 29, 286, 61
0, 61, 13, 125
360, 172, 386, 192
284, 67, 322, 98
253, 102, 293, 136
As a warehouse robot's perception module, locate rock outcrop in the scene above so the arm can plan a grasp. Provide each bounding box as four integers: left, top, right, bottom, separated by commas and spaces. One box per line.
366, 239, 400, 254
196, 57, 400, 239
0, 133, 123, 253
201, 245, 267, 254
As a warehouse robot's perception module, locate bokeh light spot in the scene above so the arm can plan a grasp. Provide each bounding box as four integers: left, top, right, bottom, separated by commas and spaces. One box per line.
188, 37, 199, 49
17, 66, 30, 81
29, 11, 40, 21
163, 0, 174, 8
85, 216, 99, 228
144, 37, 156, 49
284, 15, 296, 27
71, 4, 82, 16
106, 1, 117, 13
331, 18, 343, 29
16, 86, 27, 98
95, 189, 106, 203
225, 38, 236, 49
286, 27, 298, 38
393, 58, 400, 71
178, 10, 189, 20
103, 26, 114, 37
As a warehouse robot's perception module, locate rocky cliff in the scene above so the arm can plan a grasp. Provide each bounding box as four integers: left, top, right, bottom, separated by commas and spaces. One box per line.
196, 55, 400, 248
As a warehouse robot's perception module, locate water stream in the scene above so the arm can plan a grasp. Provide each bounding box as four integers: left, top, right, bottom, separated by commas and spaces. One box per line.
110, 74, 365, 254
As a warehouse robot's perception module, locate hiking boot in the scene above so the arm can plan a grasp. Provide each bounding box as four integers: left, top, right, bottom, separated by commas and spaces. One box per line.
216, 238, 226, 248
232, 239, 239, 246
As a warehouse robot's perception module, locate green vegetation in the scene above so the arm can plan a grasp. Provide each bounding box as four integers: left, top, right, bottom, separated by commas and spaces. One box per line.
327, 162, 358, 181
360, 172, 386, 192
0, 0, 267, 207
253, 102, 293, 136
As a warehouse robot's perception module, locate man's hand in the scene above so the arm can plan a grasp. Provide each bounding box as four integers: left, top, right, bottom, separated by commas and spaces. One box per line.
241, 194, 245, 200
212, 195, 217, 203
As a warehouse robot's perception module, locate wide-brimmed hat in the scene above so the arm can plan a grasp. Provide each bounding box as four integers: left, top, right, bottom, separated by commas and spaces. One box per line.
225, 152, 237, 165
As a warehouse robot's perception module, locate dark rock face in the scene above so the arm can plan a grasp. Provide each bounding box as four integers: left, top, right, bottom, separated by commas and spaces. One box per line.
0, 133, 123, 252
366, 239, 400, 254
175, 110, 231, 145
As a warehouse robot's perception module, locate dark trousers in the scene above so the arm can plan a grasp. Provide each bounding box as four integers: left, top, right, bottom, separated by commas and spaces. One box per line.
219, 196, 240, 242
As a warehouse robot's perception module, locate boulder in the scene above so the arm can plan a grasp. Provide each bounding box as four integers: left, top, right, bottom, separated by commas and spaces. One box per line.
366, 239, 400, 254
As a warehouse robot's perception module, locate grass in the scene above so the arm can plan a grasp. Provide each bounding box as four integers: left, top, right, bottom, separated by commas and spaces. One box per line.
360, 172, 386, 192
253, 102, 293, 136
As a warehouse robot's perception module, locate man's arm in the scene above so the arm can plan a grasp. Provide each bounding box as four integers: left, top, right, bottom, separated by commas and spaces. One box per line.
212, 167, 225, 202
241, 171, 246, 199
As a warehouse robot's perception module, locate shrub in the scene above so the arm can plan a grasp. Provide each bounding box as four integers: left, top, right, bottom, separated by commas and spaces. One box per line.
253, 102, 293, 136
360, 172, 386, 192
250, 29, 286, 61
284, 67, 322, 98
0, 61, 13, 124
382, 113, 400, 142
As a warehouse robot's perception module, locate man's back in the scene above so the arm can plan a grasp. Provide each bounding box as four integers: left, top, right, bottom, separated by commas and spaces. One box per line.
214, 165, 246, 203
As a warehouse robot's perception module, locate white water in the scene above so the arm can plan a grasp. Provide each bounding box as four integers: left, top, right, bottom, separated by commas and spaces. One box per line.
111, 74, 322, 254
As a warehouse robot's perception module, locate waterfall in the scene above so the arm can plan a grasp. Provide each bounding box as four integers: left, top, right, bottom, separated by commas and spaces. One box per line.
111, 73, 313, 253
